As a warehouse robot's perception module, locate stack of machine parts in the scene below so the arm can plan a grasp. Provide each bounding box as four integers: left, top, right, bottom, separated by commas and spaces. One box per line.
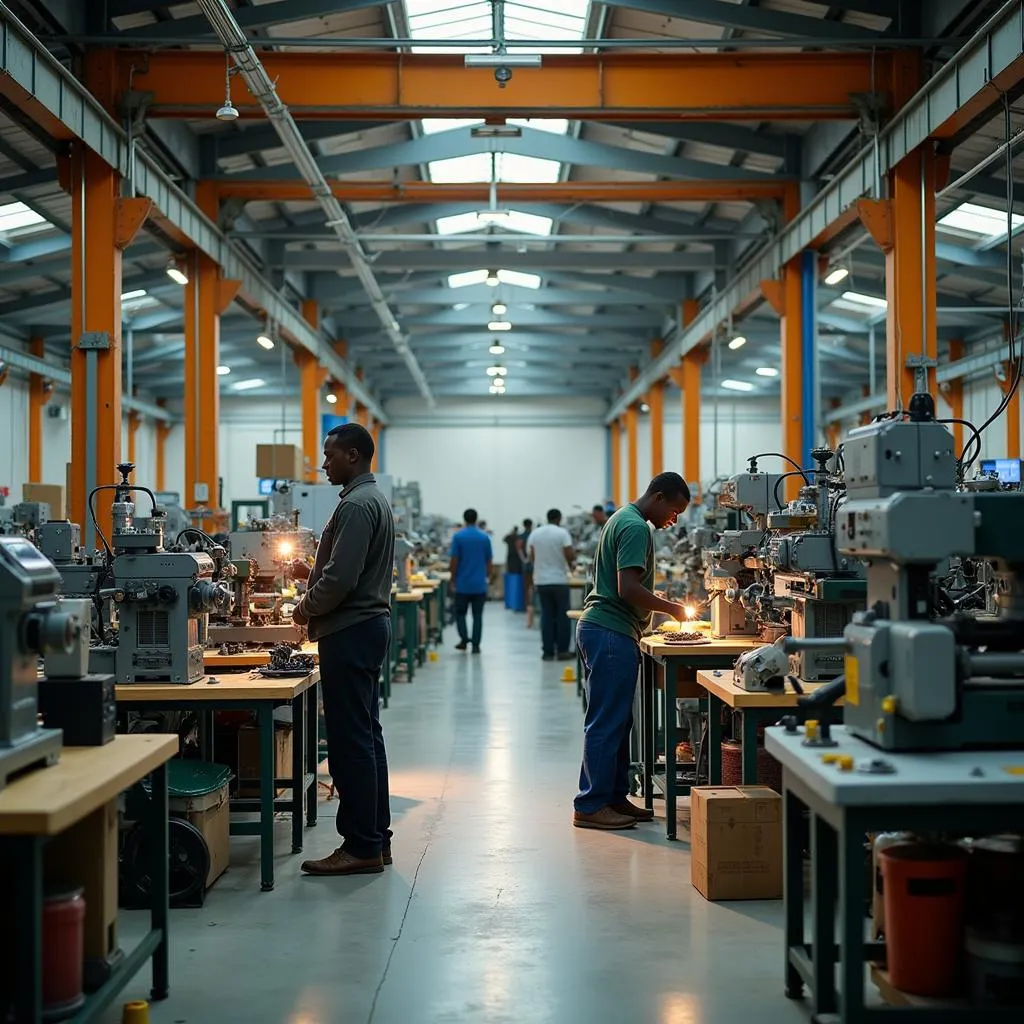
39, 464, 231, 685
792, 393, 1024, 750
0, 536, 72, 787
221, 509, 315, 644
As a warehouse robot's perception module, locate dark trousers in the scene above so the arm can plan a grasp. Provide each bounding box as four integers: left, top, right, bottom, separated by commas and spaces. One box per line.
537, 584, 571, 656
318, 615, 392, 858
454, 592, 486, 646
575, 621, 640, 814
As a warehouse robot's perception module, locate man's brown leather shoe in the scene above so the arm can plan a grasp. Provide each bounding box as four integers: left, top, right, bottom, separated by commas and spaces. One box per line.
572, 806, 636, 830
610, 800, 655, 822
382, 844, 392, 866
301, 846, 384, 876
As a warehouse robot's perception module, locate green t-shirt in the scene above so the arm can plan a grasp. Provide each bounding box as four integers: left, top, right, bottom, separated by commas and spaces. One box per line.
580, 503, 654, 641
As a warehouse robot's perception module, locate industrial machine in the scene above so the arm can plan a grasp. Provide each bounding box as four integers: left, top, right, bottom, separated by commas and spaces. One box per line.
796, 394, 1024, 750
394, 535, 416, 592
0, 536, 71, 787
0, 500, 51, 539
702, 469, 782, 638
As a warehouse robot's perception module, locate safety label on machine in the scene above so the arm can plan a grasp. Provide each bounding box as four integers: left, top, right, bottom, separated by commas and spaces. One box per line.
844, 654, 859, 706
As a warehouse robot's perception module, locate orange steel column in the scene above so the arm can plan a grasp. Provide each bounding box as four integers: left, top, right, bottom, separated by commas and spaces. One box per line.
625, 404, 639, 499
944, 340, 965, 456
184, 182, 240, 519
298, 300, 327, 482
68, 144, 124, 541
680, 299, 702, 499
126, 410, 141, 466
371, 421, 382, 471
648, 340, 664, 478
609, 419, 622, 507
155, 418, 172, 492
1000, 363, 1022, 459
28, 336, 50, 482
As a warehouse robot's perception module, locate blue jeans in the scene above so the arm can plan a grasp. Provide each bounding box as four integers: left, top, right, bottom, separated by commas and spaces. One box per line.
318, 615, 392, 857
454, 592, 486, 646
575, 622, 640, 813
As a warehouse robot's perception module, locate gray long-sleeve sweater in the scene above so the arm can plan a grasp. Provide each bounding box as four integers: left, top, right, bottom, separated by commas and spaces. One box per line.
295, 473, 395, 641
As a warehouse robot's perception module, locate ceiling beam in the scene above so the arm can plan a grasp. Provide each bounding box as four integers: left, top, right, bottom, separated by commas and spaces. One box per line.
337, 307, 663, 330
316, 284, 674, 309
111, 49, 897, 122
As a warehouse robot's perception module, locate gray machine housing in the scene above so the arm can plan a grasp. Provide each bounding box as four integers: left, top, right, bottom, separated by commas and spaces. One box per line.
0, 537, 69, 787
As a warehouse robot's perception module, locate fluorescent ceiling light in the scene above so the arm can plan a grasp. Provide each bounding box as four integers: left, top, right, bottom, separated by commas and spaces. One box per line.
165, 261, 189, 286
476, 208, 510, 224
464, 53, 542, 68
640, 402, 650, 413
216, 365, 231, 376
0, 200, 47, 238
938, 201, 1024, 242
488, 321, 512, 332
492, 303, 507, 316
489, 385, 505, 394
487, 365, 508, 377
326, 392, 338, 405
721, 379, 755, 392
840, 290, 888, 310
448, 270, 489, 289
489, 344, 506, 355
256, 334, 275, 350
232, 378, 265, 391
498, 269, 540, 289
755, 367, 779, 377
727, 336, 747, 351
824, 267, 849, 286
120, 289, 148, 301
471, 124, 522, 139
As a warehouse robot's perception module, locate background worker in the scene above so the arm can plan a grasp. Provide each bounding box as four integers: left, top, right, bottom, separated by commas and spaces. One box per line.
591, 505, 608, 528
527, 509, 576, 661
573, 473, 691, 832
518, 517, 535, 628
449, 508, 492, 653
291, 424, 395, 876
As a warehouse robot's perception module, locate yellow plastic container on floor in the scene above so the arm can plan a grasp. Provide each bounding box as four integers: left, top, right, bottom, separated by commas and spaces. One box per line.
122, 1001, 150, 1024
562, 666, 576, 683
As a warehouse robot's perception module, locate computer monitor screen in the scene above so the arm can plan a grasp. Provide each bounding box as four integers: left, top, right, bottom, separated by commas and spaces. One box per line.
980, 458, 1022, 484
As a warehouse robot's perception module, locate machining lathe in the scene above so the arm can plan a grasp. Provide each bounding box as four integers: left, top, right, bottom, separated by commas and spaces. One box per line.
797, 394, 1024, 750
0, 536, 70, 787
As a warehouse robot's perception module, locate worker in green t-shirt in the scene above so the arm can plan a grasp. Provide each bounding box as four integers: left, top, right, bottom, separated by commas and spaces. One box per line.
573, 472, 691, 831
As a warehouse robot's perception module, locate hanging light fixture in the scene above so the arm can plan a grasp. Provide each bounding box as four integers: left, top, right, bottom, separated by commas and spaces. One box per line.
492, 302, 508, 316
486, 365, 508, 377
165, 258, 188, 285
486, 269, 500, 287
489, 344, 506, 355
256, 333, 275, 350
326, 392, 338, 404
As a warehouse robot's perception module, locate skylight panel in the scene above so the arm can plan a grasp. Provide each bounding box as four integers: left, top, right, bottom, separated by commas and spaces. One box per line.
0, 201, 48, 239
421, 118, 485, 135
436, 210, 553, 236
429, 154, 493, 183
436, 212, 486, 235
503, 211, 553, 235
938, 201, 1024, 243
427, 152, 561, 184
509, 118, 570, 135
448, 270, 489, 288
498, 269, 541, 289
495, 154, 561, 183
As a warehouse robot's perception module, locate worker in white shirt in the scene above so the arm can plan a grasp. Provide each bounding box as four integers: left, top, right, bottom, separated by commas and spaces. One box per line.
527, 508, 576, 661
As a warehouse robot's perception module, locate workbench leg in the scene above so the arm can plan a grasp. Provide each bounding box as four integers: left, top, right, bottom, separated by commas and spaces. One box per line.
9, 835, 44, 1022
149, 760, 170, 1000
438, 583, 446, 642
306, 682, 319, 828
707, 694, 723, 785
783, 784, 805, 1000
838, 813, 868, 1022
741, 709, 760, 785
291, 691, 305, 854
811, 813, 838, 1017
642, 654, 654, 810
664, 663, 678, 840
405, 606, 416, 682
258, 705, 276, 891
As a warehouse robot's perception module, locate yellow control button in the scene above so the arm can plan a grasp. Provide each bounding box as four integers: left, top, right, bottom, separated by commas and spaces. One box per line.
881, 696, 898, 714
837, 755, 855, 772
805, 719, 819, 741
821, 753, 839, 764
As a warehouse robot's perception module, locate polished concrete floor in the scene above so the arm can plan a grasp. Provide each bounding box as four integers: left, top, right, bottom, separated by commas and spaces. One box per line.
109, 609, 808, 1024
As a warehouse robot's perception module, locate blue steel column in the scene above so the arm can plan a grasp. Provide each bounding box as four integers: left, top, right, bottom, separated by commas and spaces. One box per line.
800, 250, 817, 468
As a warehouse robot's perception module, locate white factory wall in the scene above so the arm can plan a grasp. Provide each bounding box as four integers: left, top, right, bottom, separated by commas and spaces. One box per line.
382, 397, 607, 524
218, 397, 305, 504
616, 396, 783, 501
961, 377, 1022, 461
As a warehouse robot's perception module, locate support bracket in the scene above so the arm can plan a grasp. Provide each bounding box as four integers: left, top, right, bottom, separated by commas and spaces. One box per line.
77, 332, 111, 351
115, 197, 153, 250
760, 279, 786, 317
905, 353, 938, 395
851, 91, 885, 139
856, 198, 894, 253
216, 277, 243, 316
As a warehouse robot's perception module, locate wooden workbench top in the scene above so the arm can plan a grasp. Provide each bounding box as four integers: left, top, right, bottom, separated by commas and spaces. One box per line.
204, 641, 318, 669
432, 572, 452, 582
0, 734, 178, 837
696, 668, 843, 709
641, 633, 760, 659
394, 590, 424, 603
116, 669, 319, 703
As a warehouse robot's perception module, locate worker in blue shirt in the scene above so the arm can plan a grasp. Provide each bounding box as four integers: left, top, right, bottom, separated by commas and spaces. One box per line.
449, 508, 493, 653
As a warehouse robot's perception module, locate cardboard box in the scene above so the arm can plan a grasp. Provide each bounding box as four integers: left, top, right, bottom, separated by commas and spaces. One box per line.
237, 724, 293, 798
256, 444, 304, 481
170, 783, 230, 889
690, 786, 782, 901
21, 482, 65, 519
